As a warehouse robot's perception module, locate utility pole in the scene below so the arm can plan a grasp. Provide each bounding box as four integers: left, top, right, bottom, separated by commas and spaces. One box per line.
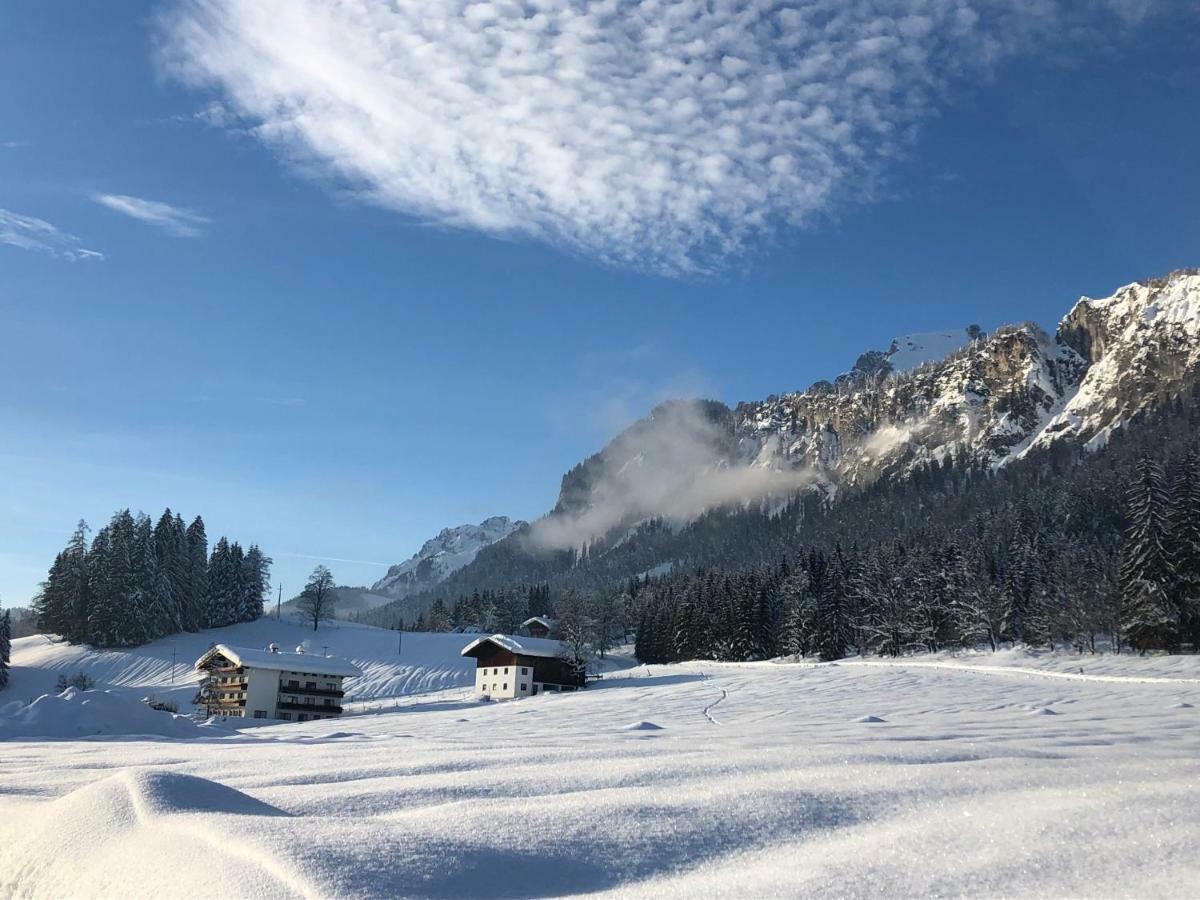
277, 583, 282, 620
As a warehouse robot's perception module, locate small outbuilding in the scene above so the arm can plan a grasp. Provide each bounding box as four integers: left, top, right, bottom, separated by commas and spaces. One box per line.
521, 616, 557, 639
460, 634, 584, 700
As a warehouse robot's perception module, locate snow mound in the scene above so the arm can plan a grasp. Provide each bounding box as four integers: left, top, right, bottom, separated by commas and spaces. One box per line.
1029, 707, 1059, 716
1171, 701, 1194, 709
625, 720, 664, 730
855, 715, 887, 723
2, 771, 302, 898
131, 770, 288, 817
0, 689, 230, 741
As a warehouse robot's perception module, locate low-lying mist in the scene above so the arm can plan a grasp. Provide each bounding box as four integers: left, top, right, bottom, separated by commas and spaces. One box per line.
527, 400, 816, 552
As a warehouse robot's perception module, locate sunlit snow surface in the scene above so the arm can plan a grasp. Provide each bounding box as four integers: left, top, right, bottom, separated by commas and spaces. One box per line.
2, 642, 1199, 898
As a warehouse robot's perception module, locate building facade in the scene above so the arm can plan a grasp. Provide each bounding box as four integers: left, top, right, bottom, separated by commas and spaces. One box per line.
194, 643, 363, 722
461, 634, 585, 700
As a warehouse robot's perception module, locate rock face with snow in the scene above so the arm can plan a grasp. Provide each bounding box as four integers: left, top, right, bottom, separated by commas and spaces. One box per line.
1032, 268, 1200, 452
548, 269, 1200, 527
371, 516, 525, 598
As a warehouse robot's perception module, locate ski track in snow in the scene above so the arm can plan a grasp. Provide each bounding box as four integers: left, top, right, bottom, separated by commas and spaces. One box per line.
3, 631, 1200, 898
699, 672, 728, 725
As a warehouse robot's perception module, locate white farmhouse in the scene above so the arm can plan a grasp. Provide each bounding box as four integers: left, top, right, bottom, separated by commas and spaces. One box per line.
195, 643, 362, 722
460, 634, 584, 700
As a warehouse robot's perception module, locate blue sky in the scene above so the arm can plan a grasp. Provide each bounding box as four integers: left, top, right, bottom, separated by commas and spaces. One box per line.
2, 1, 1198, 607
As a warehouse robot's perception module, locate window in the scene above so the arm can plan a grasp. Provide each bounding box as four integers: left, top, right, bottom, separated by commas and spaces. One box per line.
521, 667, 528, 675
304, 696, 314, 705
298, 713, 308, 722
520, 684, 527, 692
504, 667, 509, 674
279, 712, 292, 721
323, 698, 333, 706
305, 681, 316, 690
288, 679, 299, 688
502, 683, 507, 690
253, 710, 268, 719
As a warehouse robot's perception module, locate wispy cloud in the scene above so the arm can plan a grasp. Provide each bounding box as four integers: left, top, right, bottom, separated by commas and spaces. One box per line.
274, 551, 391, 567
92, 193, 210, 237
0, 208, 104, 261
158, 0, 1157, 275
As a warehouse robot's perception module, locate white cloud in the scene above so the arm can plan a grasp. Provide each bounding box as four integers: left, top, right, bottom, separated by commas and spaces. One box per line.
0, 208, 104, 262
159, 0, 1158, 274
92, 193, 211, 237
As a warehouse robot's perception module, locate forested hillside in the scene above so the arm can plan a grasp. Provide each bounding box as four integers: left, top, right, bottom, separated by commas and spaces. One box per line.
381, 392, 1200, 661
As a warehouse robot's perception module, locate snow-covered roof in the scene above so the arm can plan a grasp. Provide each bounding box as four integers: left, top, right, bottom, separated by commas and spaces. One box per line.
460, 633, 564, 659
521, 616, 556, 629
195, 643, 363, 678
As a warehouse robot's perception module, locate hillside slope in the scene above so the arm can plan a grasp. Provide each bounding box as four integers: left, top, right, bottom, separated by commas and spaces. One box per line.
5, 618, 477, 710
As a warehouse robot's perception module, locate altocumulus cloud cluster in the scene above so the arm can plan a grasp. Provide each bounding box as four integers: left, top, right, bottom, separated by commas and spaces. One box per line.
161, 0, 1154, 274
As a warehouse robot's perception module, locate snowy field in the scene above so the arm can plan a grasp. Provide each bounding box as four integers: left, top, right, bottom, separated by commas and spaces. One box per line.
2, 630, 1199, 898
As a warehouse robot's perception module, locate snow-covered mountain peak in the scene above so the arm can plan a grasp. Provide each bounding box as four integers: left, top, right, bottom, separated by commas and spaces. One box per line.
370, 516, 525, 598
1027, 268, 1200, 454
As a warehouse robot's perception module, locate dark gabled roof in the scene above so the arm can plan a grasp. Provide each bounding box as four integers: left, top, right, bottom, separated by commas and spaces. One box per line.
460, 633, 564, 659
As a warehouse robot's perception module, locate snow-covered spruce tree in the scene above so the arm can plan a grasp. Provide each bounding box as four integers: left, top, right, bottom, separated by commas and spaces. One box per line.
151, 509, 186, 636
1167, 449, 1200, 647
815, 551, 851, 661
184, 516, 209, 631
241, 545, 271, 622
33, 551, 72, 639
1120, 457, 1178, 651
63, 520, 91, 643
778, 570, 814, 659
206, 537, 234, 628
0, 608, 11, 690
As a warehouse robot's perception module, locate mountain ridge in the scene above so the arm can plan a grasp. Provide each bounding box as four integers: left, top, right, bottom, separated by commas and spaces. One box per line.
365, 267, 1200, 621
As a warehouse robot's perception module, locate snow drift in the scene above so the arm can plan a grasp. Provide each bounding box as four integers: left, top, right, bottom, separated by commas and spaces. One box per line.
0, 688, 229, 741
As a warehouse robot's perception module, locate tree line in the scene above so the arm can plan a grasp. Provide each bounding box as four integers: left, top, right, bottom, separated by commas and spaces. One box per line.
33, 509, 271, 649
633, 443, 1200, 663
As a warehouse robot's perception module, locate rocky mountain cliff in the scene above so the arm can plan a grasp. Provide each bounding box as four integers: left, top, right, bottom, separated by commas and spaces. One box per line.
542, 269, 1200, 545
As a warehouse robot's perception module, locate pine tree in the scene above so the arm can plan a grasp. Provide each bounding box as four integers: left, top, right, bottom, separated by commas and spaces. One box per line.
0, 608, 11, 690
152, 509, 185, 636
207, 537, 234, 628
241, 545, 271, 623
816, 552, 851, 661
1167, 450, 1200, 646
33, 551, 72, 638
1120, 458, 1178, 650
63, 520, 91, 643
184, 516, 209, 631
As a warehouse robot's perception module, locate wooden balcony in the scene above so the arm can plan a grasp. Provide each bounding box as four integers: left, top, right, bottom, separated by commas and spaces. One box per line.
276, 701, 343, 714
278, 685, 344, 698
